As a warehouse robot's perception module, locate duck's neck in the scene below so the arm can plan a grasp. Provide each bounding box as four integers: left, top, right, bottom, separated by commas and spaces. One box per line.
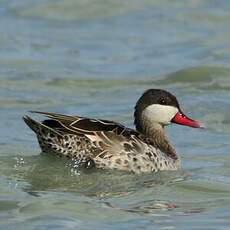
136, 120, 178, 160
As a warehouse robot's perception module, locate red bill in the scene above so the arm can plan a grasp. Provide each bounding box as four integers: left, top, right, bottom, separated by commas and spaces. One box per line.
172, 112, 204, 128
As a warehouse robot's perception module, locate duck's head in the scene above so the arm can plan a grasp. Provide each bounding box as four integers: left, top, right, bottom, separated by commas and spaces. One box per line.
134, 89, 203, 132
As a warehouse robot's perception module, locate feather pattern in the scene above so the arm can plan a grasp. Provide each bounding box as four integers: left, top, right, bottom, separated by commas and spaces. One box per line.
23, 111, 180, 173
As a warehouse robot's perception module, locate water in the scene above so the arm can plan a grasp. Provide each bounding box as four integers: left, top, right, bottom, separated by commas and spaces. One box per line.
1, 0, 230, 229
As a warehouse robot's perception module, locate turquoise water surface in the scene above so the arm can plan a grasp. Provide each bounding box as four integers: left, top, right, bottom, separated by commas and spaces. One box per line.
1, 1, 230, 229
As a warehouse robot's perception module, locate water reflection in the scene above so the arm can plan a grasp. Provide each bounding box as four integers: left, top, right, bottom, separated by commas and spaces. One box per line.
1, 155, 185, 196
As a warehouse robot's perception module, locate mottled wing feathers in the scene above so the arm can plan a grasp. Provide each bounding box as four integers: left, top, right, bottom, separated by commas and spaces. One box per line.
30, 111, 139, 137
24, 110, 180, 172
24, 111, 157, 172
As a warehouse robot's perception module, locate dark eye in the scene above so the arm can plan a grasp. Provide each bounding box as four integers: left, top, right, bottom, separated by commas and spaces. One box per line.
159, 98, 166, 105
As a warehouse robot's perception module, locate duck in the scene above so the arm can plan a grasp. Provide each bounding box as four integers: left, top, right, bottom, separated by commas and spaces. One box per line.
23, 89, 203, 173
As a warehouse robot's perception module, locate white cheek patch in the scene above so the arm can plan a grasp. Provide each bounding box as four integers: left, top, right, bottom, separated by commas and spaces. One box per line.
142, 104, 178, 125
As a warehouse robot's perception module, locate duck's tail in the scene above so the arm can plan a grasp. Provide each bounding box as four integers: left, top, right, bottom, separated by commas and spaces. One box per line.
23, 115, 66, 156
23, 115, 41, 134
23, 115, 61, 137
23, 115, 94, 164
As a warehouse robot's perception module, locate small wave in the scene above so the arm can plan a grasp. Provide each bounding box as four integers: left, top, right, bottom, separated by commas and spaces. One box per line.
12, 0, 149, 21
155, 66, 230, 91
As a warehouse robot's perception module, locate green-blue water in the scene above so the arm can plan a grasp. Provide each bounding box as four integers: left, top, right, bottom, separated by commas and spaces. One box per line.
1, 1, 230, 229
